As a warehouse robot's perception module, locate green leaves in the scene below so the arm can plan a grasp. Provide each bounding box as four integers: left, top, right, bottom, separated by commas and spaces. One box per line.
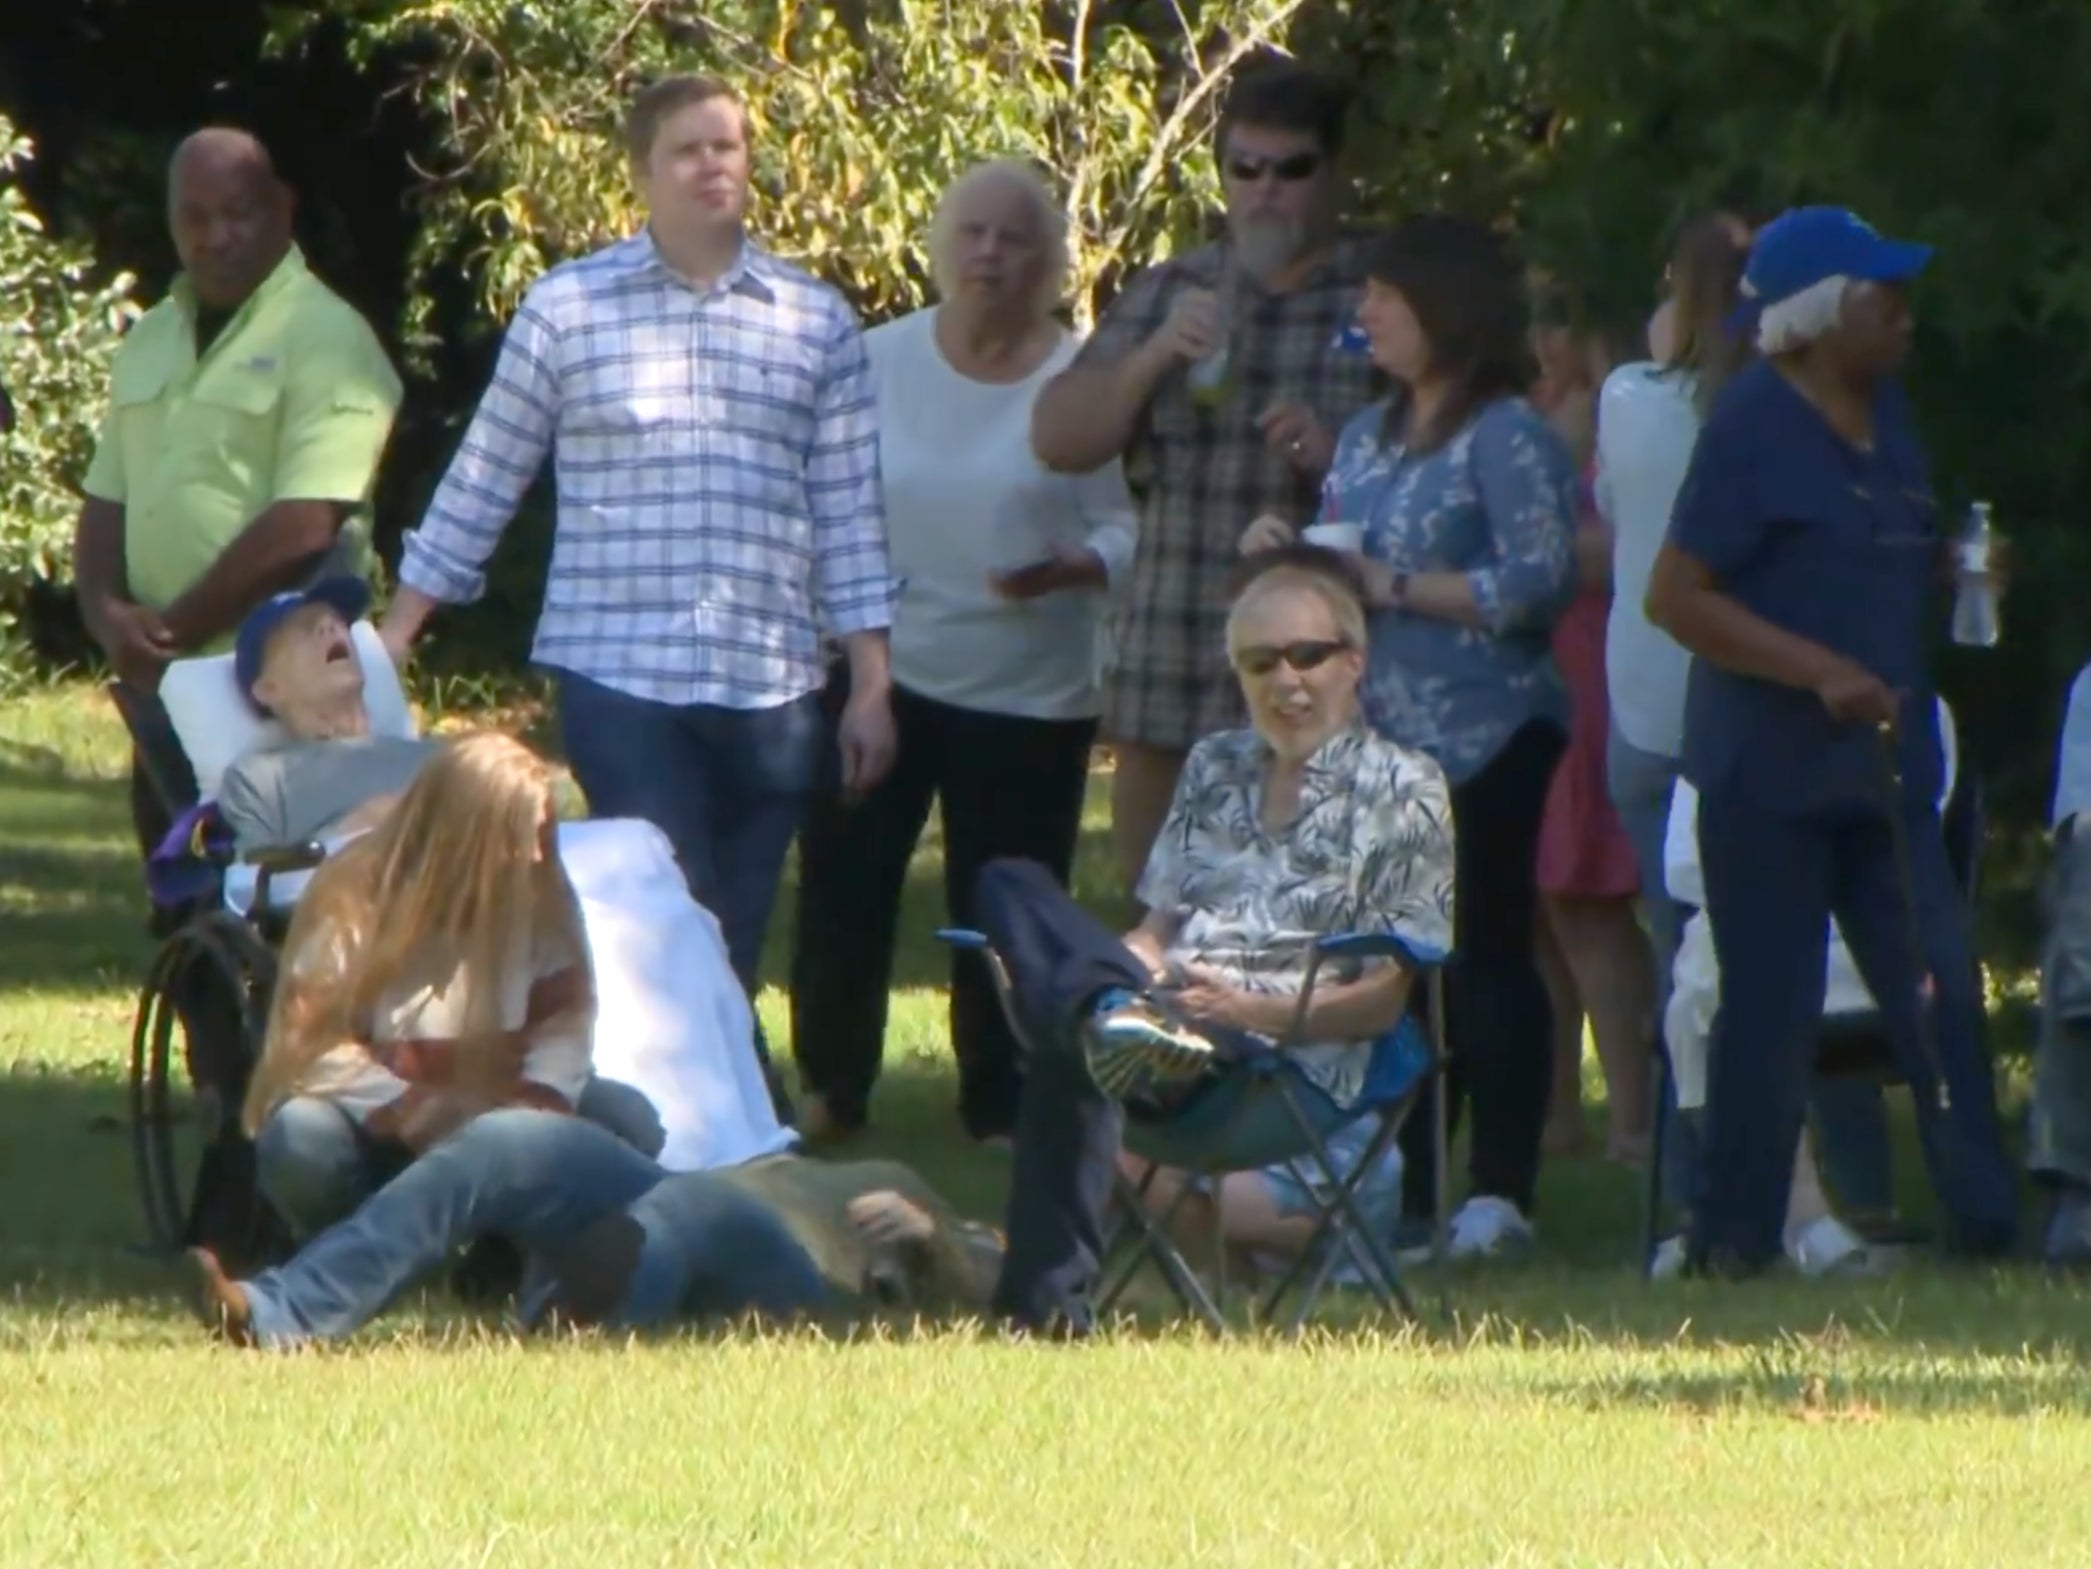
0, 121, 139, 598
279, 0, 1301, 337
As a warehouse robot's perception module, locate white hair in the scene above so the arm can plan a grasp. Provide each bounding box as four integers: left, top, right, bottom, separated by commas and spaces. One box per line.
926, 159, 1069, 320
1756, 274, 1863, 354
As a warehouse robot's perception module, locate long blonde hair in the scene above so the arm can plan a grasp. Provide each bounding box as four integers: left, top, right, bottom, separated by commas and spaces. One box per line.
243, 733, 579, 1133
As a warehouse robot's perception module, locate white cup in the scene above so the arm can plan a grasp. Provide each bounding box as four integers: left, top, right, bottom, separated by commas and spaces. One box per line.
1301, 521, 1364, 553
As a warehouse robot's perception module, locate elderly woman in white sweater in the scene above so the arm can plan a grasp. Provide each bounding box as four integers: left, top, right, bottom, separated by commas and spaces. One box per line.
790, 159, 1136, 1144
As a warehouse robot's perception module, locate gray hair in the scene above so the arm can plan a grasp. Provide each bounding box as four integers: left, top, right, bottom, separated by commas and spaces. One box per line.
1756, 274, 1860, 355
1226, 562, 1368, 657
926, 159, 1069, 320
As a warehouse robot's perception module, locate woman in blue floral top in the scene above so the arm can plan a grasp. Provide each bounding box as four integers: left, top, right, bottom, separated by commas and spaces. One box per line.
1243, 217, 1578, 1259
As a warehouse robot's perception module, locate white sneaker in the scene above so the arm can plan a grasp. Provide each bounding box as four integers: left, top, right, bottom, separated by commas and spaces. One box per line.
1446, 1196, 1535, 1260
1648, 1235, 1687, 1279
1786, 1215, 1869, 1278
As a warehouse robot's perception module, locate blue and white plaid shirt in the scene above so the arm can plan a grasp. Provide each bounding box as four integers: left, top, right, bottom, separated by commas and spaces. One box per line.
399, 232, 892, 709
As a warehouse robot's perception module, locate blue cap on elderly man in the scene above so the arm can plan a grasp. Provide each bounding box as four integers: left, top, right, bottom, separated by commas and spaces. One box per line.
234, 577, 372, 709
1738, 206, 1933, 313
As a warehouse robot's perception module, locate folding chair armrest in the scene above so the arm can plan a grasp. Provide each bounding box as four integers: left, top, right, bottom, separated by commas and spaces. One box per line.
934, 927, 991, 952
1315, 931, 1448, 972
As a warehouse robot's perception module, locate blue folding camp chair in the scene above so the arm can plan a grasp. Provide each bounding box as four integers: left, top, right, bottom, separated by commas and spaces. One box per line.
938, 927, 1450, 1333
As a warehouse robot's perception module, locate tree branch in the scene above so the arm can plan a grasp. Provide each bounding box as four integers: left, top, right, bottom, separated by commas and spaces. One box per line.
1103, 0, 1308, 256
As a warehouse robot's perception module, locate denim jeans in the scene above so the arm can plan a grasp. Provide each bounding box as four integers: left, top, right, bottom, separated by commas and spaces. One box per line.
603, 1160, 835, 1329
255, 1076, 666, 1240
555, 672, 826, 1003
239, 1110, 666, 1347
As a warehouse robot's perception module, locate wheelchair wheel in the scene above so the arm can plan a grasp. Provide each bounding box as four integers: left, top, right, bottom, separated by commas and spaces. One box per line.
128, 910, 290, 1267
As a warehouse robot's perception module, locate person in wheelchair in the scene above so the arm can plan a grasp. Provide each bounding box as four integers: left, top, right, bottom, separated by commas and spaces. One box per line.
241, 730, 661, 1241
215, 577, 439, 854
974, 545, 1455, 1332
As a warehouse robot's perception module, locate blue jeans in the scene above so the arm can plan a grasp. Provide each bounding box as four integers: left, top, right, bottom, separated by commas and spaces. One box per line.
555, 672, 825, 1001
239, 1110, 666, 1347
255, 1076, 666, 1240
603, 1162, 835, 1329
1606, 726, 1895, 1221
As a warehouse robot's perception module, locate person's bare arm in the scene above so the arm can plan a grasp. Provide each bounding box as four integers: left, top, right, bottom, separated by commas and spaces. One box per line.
1031, 339, 1179, 474
73, 495, 128, 610
1210, 962, 1415, 1039
1031, 269, 1207, 474
1120, 909, 1180, 979
1572, 518, 1613, 590
157, 500, 350, 650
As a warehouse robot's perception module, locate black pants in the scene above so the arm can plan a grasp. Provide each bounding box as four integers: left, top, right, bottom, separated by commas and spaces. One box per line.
971, 857, 1148, 1333
790, 673, 1094, 1139
1400, 719, 1566, 1217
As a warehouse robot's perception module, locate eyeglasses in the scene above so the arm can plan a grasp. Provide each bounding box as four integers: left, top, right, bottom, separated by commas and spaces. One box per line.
1226, 151, 1322, 184
1231, 639, 1349, 677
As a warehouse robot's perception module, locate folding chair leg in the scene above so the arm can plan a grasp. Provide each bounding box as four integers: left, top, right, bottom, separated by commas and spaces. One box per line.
1253, 1080, 1421, 1331
1098, 1163, 1227, 1333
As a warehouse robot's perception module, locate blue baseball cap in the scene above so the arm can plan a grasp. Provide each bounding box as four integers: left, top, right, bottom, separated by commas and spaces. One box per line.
1737, 206, 1932, 320
234, 577, 372, 710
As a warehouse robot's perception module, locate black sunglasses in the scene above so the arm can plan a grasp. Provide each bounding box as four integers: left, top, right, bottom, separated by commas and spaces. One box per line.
1226, 151, 1322, 184
1232, 639, 1349, 677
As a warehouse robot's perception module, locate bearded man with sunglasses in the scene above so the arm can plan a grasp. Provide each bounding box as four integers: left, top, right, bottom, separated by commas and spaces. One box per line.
1031, 64, 1380, 902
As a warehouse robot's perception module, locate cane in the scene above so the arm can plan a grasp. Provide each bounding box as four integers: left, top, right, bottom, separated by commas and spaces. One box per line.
1876, 721, 1951, 1113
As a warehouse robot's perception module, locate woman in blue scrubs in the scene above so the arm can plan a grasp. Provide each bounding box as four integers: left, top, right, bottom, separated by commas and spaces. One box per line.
1645, 206, 2019, 1274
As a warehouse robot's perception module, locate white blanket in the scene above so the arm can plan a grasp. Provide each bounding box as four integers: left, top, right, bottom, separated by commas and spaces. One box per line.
558, 818, 796, 1173
227, 818, 793, 1174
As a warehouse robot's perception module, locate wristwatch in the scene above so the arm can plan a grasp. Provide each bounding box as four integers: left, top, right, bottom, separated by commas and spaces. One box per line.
1385, 569, 1410, 610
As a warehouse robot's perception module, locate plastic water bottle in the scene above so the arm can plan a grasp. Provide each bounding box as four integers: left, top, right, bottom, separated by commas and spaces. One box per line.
1950, 501, 2001, 649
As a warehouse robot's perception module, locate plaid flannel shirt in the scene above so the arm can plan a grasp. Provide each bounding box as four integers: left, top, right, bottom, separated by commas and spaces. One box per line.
400, 233, 893, 709
1073, 237, 1381, 750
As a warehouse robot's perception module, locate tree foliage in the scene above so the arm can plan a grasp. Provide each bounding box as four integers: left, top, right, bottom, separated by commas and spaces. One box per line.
9, 0, 2091, 816
0, 118, 137, 616
271, 0, 1316, 351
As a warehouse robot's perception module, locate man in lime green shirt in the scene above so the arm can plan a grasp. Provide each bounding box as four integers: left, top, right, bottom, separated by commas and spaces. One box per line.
71, 128, 402, 851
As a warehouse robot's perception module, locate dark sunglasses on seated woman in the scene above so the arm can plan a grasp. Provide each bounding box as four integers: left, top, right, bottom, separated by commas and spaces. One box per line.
1226, 151, 1322, 184
1231, 638, 1349, 677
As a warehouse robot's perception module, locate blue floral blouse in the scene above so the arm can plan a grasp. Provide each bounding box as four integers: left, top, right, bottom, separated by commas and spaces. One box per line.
1320, 395, 1579, 783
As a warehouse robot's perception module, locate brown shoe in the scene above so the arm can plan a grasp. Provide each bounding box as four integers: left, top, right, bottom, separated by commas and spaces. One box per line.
185, 1248, 255, 1347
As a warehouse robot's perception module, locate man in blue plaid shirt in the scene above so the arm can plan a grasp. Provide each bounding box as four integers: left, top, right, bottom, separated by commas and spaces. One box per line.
383, 76, 898, 1095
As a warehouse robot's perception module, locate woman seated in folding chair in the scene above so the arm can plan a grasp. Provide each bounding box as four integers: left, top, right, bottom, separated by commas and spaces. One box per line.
977, 546, 1455, 1333
240, 732, 659, 1240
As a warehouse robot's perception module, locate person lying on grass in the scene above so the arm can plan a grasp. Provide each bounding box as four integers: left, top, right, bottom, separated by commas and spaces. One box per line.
214, 576, 439, 855
185, 1109, 1002, 1345
242, 731, 660, 1244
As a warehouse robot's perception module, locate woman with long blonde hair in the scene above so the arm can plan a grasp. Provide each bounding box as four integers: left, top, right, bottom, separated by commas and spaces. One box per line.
245, 733, 655, 1240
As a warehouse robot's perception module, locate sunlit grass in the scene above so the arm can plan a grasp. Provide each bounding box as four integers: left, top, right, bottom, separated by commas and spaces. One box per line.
1, 685, 2086, 1567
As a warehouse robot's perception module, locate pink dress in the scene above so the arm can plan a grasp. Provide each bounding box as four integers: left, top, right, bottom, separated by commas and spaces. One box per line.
1537, 586, 1641, 899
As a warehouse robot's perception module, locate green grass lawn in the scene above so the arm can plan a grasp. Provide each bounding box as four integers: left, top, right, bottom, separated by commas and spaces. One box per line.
4, 684, 2090, 1567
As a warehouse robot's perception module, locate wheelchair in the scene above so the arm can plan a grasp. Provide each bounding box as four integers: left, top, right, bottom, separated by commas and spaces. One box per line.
112, 675, 332, 1272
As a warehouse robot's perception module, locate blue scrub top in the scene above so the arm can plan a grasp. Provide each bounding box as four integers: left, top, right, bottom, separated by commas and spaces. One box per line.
1667, 359, 1944, 816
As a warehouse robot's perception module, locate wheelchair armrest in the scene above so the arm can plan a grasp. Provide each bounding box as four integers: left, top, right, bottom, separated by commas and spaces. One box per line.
1315, 931, 1448, 971
934, 927, 991, 952
244, 840, 329, 876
